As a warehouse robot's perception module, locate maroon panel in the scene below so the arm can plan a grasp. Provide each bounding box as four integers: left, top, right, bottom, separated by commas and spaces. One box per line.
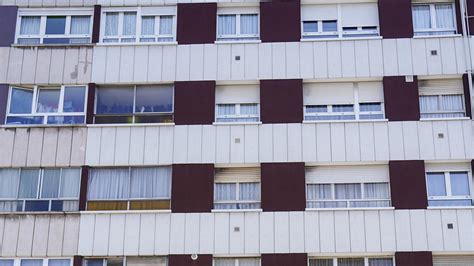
260, 1, 301, 42
177, 3, 216, 44
383, 76, 420, 121
86, 83, 96, 124
468, 1, 474, 33
463, 74, 472, 118
378, 0, 413, 38
261, 254, 308, 266
0, 6, 18, 47
169, 255, 212, 266
171, 164, 214, 213
389, 160, 428, 210
73, 257, 83, 266
455, 0, 463, 34
261, 163, 306, 212
92, 5, 101, 43
395, 252, 433, 266
0, 84, 8, 124
260, 79, 303, 123
174, 81, 215, 125
79, 166, 89, 211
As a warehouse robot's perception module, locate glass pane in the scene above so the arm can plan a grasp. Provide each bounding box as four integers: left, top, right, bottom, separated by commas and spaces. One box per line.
19, 169, 39, 198
107, 258, 123, 266
94, 116, 133, 124
123, 12, 137, 35
6, 116, 44, 125
419, 95, 439, 113
240, 103, 258, 115
322, 20, 337, 32
141, 16, 155, 35
9, 87, 33, 114
63, 86, 86, 112
239, 183, 260, 201
333, 104, 354, 112
47, 116, 85, 125
88, 168, 130, 199
307, 184, 332, 200
335, 184, 362, 199
0, 260, 14, 266
369, 258, 393, 266
214, 259, 235, 266
41, 169, 61, 198
96, 87, 134, 114
239, 258, 260, 266
60, 168, 81, 198
20, 16, 41, 35
159, 16, 173, 35
105, 13, 119, 36
442, 95, 464, 112
450, 172, 470, 196
0, 169, 20, 198
303, 21, 318, 33
135, 86, 173, 113
25, 200, 49, 211
337, 258, 364, 266
413, 5, 431, 30
309, 259, 333, 266
215, 183, 237, 201
364, 183, 390, 199
427, 173, 447, 196
70, 16, 90, 35
85, 260, 103, 266
217, 104, 236, 115
218, 15, 236, 35
306, 105, 328, 113
130, 167, 172, 198
435, 4, 454, 29
360, 103, 382, 112
127, 257, 167, 266
46, 16, 66, 35
36, 88, 60, 113
49, 259, 71, 266
240, 14, 258, 35
20, 260, 43, 266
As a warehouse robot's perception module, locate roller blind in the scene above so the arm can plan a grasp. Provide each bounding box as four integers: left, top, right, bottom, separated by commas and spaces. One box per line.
141, 6, 176, 15
341, 3, 379, 27
358, 81, 384, 102
425, 163, 470, 172
306, 165, 389, 183
301, 4, 338, 21
419, 79, 463, 95
433, 255, 474, 266
215, 167, 261, 182
215, 85, 260, 104
304, 82, 354, 105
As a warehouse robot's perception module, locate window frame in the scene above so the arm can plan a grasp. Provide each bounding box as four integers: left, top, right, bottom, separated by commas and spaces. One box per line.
426, 170, 473, 206
15, 8, 94, 45
307, 256, 395, 266
215, 103, 260, 123
100, 6, 177, 44
83, 257, 168, 266
216, 7, 260, 41
419, 94, 466, 118
412, 3, 458, 36
6, 85, 88, 125
0, 258, 73, 266
213, 257, 261, 266
214, 180, 262, 210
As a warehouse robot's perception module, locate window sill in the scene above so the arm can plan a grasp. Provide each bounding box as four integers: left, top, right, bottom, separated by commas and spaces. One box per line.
215, 40, 262, 44
81, 209, 172, 214
413, 34, 462, 39
1, 124, 87, 129
211, 208, 262, 213
305, 207, 395, 211
427, 206, 474, 210
302, 119, 388, 124
12, 43, 95, 48
87, 122, 175, 128
300, 36, 382, 42
0, 211, 81, 215
419, 117, 471, 122
96, 41, 178, 46
213, 121, 262, 126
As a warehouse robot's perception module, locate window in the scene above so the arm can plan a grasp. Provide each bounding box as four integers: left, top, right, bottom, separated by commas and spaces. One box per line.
217, 8, 259, 41
301, 4, 379, 39
0, 168, 81, 212
6, 85, 87, 125
426, 171, 472, 207
433, 255, 474, 266
214, 168, 261, 210
308, 257, 394, 266
303, 82, 384, 121
0, 259, 72, 266
102, 8, 175, 43
16, 10, 92, 44
95, 85, 173, 124
419, 79, 466, 119
85, 258, 167, 266
215, 84, 260, 123
412, 3, 457, 36
87, 167, 172, 211
214, 258, 260, 266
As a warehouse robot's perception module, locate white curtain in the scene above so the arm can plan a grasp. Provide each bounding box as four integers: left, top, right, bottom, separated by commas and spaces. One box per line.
88, 168, 129, 199
307, 184, 331, 200
450, 172, 470, 196
130, 167, 171, 199
368, 258, 393, 266
18, 169, 39, 199
335, 184, 361, 199
239, 258, 260, 266
20, 260, 43, 266
240, 104, 258, 115
0, 169, 19, 198
123, 12, 137, 35
0, 260, 14, 266
240, 14, 258, 35
442, 95, 463, 112
420, 95, 439, 112
435, 4, 454, 29
217, 104, 236, 115
338, 258, 364, 266
218, 15, 236, 35
48, 260, 71, 266
41, 169, 60, 198
20, 16, 41, 35
159, 16, 173, 35
412, 5, 431, 30
364, 183, 389, 199
62, 200, 79, 211
105, 13, 119, 36
141, 16, 155, 35
427, 173, 447, 196
239, 183, 260, 200
70, 16, 90, 34
60, 168, 81, 198
215, 183, 236, 201
214, 259, 234, 266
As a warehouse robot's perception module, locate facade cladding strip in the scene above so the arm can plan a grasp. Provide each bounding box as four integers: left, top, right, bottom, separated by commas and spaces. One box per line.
0, 0, 473, 265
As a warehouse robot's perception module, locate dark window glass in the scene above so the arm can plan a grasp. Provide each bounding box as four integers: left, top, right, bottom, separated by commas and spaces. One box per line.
50, 200, 64, 211
46, 16, 66, 35
47, 116, 85, 125
6, 116, 44, 125
322, 20, 338, 32
10, 88, 33, 114
303, 21, 318, 32
134, 114, 174, 123
24, 200, 49, 211
135, 86, 173, 113
94, 116, 133, 124
64, 86, 86, 112
96, 87, 134, 114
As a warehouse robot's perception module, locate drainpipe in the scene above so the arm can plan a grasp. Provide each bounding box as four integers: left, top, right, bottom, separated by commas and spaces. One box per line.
461, 0, 474, 118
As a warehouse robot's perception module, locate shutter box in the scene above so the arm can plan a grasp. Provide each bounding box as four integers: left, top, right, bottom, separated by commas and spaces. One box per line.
306, 164, 389, 184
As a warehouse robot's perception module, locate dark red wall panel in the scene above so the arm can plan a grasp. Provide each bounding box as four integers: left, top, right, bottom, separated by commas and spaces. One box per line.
0, 6, 18, 47
455, 0, 463, 34
169, 255, 212, 266
261, 254, 308, 266
383, 76, 420, 121
0, 84, 8, 124
260, 79, 303, 123
73, 257, 83, 266
463, 74, 472, 118
468, 1, 474, 33
86, 83, 96, 124
79, 166, 90, 211
174, 81, 215, 125
378, 0, 413, 38
389, 160, 428, 210
395, 252, 433, 266
261, 163, 306, 212
92, 5, 101, 43
171, 164, 214, 213
177, 3, 217, 44
260, 1, 301, 42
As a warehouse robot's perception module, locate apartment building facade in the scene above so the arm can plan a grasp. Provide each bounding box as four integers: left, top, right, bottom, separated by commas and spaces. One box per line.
0, 0, 473, 265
